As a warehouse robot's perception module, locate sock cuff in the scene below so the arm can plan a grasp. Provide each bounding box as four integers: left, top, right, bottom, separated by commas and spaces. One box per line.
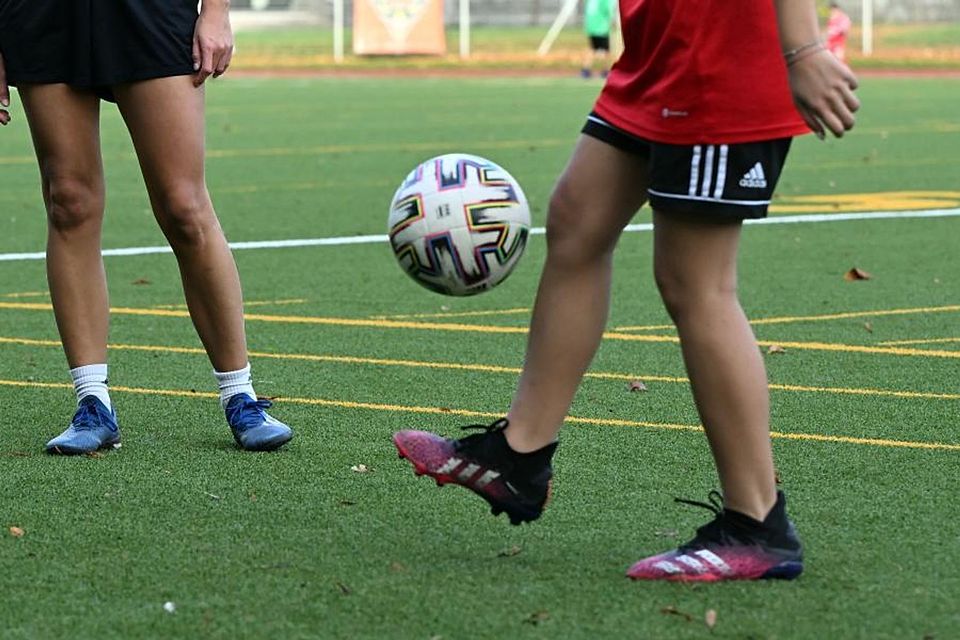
213, 364, 252, 385
70, 364, 108, 382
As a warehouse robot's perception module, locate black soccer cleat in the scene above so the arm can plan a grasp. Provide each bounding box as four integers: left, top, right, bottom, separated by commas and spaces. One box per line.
627, 490, 804, 581
392, 419, 554, 525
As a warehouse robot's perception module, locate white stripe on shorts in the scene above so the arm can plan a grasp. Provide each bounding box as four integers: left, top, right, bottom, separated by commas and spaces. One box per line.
699, 145, 716, 197
688, 145, 702, 196
713, 144, 729, 199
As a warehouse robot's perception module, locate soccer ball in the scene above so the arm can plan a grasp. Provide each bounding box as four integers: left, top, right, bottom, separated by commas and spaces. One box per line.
387, 154, 531, 296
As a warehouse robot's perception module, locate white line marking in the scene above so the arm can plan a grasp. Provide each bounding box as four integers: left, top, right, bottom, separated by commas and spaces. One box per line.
1, 208, 958, 262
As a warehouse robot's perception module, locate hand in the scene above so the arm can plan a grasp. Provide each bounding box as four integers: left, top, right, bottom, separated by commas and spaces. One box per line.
192, 5, 234, 87
0, 52, 11, 126
787, 49, 860, 139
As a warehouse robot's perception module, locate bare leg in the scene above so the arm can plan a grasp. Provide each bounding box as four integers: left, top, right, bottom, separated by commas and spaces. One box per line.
653, 211, 776, 520
19, 85, 107, 367
112, 77, 246, 372
505, 135, 650, 452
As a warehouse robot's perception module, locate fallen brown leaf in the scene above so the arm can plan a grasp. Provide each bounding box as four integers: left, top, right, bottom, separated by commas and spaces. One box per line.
774, 469, 783, 485
338, 499, 357, 507
84, 451, 104, 459
335, 581, 352, 595
389, 561, 407, 573
498, 545, 522, 558
863, 321, 873, 333
9, 526, 24, 538
628, 380, 648, 392
767, 344, 786, 355
705, 609, 717, 630
844, 267, 872, 281
131, 278, 151, 285
523, 610, 549, 625
660, 605, 694, 622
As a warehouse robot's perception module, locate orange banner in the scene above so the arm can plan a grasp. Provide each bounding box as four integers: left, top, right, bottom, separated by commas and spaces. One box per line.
353, 0, 446, 56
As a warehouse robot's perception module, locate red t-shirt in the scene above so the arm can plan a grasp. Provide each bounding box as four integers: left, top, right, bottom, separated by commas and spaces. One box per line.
594, 0, 809, 145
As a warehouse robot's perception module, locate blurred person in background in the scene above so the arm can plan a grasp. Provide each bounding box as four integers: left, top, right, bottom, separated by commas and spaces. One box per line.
827, 1, 852, 62
581, 0, 617, 78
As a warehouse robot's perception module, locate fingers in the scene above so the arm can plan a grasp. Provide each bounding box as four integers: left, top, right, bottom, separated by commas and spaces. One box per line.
192, 35, 201, 76
193, 39, 214, 86
797, 104, 825, 140
193, 37, 233, 84
213, 44, 233, 79
0, 53, 10, 125
790, 52, 860, 140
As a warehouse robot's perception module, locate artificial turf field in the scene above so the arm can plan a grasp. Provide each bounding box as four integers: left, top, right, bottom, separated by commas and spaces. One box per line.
0, 75, 958, 639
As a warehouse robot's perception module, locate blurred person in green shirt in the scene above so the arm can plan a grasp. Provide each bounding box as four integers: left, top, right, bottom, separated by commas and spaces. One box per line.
582, 0, 616, 78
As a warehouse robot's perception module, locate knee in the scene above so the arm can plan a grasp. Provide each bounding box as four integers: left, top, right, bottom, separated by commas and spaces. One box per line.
45, 178, 103, 234
654, 265, 738, 322
544, 180, 615, 267
153, 187, 217, 248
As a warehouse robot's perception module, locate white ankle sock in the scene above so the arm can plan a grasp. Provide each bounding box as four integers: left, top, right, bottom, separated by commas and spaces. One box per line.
71, 364, 112, 410
213, 363, 256, 408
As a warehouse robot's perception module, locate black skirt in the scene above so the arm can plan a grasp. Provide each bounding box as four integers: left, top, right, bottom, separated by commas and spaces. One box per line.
0, 0, 198, 99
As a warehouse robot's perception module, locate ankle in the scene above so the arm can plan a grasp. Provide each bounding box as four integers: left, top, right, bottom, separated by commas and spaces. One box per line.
503, 422, 558, 455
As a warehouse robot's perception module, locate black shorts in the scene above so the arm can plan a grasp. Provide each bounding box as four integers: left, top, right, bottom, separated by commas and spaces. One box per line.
0, 0, 198, 101
589, 35, 611, 52
582, 113, 792, 219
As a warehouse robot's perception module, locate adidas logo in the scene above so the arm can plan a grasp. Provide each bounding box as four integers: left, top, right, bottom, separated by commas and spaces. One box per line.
739, 162, 767, 188
436, 456, 502, 489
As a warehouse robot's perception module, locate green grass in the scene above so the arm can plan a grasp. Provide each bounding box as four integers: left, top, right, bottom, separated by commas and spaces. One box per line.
1, 77, 959, 639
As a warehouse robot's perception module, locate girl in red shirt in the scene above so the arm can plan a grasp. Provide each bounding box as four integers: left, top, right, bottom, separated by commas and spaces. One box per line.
394, 0, 858, 581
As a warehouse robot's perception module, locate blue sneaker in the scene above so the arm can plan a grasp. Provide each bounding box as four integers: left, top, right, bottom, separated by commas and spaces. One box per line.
45, 396, 121, 455
225, 394, 293, 451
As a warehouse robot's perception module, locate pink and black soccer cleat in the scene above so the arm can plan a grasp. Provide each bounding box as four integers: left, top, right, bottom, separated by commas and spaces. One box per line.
627, 491, 803, 582
392, 419, 555, 525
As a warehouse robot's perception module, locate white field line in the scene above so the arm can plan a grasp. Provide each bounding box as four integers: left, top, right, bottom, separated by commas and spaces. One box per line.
1, 207, 958, 262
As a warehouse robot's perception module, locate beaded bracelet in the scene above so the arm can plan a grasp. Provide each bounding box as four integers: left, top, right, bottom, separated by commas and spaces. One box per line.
784, 40, 825, 66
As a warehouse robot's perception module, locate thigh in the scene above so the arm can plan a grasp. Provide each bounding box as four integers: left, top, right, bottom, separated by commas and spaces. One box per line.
18, 84, 103, 193
551, 131, 651, 246
112, 76, 206, 200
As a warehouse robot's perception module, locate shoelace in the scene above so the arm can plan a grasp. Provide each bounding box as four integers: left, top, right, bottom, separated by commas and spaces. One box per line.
229, 398, 274, 432
459, 418, 509, 434
674, 491, 748, 551
70, 401, 102, 432
674, 490, 724, 515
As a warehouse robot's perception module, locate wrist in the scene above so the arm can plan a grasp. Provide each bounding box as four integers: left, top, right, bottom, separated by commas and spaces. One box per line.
200, 0, 231, 13
784, 40, 824, 66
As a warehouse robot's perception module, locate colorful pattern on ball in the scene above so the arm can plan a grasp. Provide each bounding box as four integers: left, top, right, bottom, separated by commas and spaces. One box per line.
387, 154, 531, 296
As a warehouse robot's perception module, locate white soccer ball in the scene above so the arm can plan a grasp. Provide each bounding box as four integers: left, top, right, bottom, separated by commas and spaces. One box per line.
387, 154, 531, 296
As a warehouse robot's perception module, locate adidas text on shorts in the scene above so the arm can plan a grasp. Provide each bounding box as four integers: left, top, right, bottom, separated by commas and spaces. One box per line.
582, 113, 792, 219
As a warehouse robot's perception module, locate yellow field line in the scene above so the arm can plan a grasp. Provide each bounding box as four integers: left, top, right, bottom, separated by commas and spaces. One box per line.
153, 298, 308, 311
1, 291, 49, 299
615, 304, 960, 332
1, 378, 956, 452
879, 337, 960, 347
752, 339, 960, 359
5, 301, 960, 359
371, 307, 531, 320
3, 336, 959, 401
